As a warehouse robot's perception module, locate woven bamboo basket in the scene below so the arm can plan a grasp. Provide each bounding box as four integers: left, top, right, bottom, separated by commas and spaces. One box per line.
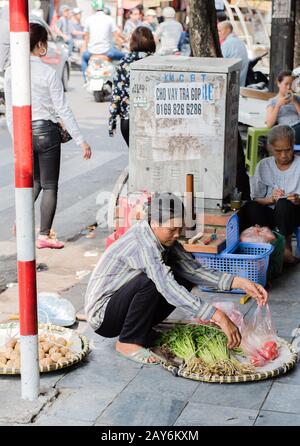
161, 337, 298, 383
0, 322, 89, 375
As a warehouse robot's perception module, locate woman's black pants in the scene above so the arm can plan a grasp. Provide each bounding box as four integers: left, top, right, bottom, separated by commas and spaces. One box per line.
96, 273, 193, 347
32, 120, 61, 236
120, 118, 129, 147
240, 199, 300, 236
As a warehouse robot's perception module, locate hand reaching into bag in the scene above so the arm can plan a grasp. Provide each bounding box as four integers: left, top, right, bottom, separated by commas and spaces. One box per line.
231, 277, 268, 306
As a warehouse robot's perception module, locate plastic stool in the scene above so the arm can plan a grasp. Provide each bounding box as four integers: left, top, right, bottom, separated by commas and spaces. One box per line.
245, 127, 271, 176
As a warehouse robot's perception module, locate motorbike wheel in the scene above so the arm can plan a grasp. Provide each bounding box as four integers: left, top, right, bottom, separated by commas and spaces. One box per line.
94, 90, 104, 102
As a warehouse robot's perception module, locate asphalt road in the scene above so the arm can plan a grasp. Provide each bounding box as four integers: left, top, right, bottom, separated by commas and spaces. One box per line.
0, 70, 128, 243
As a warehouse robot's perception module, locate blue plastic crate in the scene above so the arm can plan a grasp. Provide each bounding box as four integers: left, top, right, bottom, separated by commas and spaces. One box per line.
223, 213, 240, 253
194, 242, 274, 288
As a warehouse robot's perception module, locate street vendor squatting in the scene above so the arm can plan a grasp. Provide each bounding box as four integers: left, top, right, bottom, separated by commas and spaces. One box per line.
85, 219, 234, 331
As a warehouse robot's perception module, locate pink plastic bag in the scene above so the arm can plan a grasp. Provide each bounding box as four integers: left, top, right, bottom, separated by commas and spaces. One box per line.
240, 304, 279, 367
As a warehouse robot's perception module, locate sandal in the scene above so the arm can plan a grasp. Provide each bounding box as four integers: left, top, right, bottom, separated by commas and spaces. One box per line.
36, 238, 65, 249
117, 347, 166, 366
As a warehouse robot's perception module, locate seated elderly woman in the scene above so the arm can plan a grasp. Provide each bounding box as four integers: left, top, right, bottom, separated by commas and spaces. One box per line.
266, 70, 300, 144
242, 125, 300, 264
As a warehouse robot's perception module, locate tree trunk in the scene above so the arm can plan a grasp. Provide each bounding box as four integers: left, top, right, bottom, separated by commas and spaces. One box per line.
189, 0, 222, 57
294, 1, 300, 68
269, 0, 296, 92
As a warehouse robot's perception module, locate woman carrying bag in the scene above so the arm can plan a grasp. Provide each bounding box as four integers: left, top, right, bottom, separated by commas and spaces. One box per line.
5, 21, 92, 249
108, 26, 156, 146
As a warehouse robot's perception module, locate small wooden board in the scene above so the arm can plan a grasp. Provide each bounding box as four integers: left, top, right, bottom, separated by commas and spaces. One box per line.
183, 234, 226, 254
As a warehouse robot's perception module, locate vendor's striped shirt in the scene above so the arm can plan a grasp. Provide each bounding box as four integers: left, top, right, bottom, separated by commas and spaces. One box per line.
85, 220, 234, 330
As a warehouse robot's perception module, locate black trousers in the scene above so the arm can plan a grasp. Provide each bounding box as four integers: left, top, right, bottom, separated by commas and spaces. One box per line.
236, 131, 251, 200
96, 272, 193, 347
120, 118, 129, 147
32, 120, 61, 235
239, 199, 300, 236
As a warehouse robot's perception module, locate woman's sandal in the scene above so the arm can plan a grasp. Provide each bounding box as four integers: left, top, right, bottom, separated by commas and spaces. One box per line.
36, 238, 65, 249
117, 347, 166, 366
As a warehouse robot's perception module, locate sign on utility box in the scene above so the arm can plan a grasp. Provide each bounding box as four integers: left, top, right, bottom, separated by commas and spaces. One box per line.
129, 56, 241, 209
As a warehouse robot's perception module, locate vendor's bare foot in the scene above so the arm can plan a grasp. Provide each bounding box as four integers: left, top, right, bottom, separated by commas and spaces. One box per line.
116, 340, 160, 364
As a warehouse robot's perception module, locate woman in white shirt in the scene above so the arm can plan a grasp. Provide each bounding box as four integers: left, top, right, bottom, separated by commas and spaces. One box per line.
5, 22, 91, 249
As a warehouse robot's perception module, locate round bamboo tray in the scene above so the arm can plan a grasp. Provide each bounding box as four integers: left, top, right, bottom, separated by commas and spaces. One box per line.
0, 322, 89, 375
162, 337, 298, 383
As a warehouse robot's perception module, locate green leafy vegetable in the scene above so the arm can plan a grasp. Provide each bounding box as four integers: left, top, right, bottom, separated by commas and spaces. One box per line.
157, 323, 254, 376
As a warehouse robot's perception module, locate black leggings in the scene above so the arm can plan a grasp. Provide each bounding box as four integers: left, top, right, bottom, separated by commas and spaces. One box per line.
120, 118, 129, 147
96, 272, 193, 347
32, 120, 61, 236
239, 199, 300, 236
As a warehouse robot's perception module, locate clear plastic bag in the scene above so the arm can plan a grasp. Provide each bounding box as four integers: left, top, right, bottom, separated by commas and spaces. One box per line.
37, 292, 76, 327
240, 304, 279, 367
214, 301, 245, 331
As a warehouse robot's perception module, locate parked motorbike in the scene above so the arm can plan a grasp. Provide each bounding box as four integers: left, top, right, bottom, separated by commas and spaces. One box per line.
86, 55, 115, 102
245, 52, 269, 90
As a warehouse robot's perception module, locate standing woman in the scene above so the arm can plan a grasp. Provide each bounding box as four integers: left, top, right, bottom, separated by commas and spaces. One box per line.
266, 70, 300, 144
108, 26, 156, 146
5, 22, 91, 249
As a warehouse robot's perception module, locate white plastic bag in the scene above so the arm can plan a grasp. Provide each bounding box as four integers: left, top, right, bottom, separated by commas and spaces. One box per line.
37, 292, 76, 327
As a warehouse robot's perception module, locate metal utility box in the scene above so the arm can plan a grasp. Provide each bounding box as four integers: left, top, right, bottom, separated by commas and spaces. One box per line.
129, 56, 241, 209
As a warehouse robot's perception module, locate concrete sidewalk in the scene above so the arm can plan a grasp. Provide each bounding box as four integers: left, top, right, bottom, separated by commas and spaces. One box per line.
0, 238, 300, 426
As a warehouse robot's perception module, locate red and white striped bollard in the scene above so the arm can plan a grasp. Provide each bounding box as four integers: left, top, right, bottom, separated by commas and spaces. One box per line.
9, 0, 40, 400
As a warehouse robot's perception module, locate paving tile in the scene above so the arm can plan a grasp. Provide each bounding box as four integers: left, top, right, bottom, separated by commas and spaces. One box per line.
174, 402, 258, 426
254, 410, 300, 426
95, 392, 186, 426
190, 380, 272, 410
57, 351, 140, 390
39, 370, 68, 388
262, 383, 300, 414
62, 283, 87, 312
33, 415, 94, 426
269, 266, 300, 293
38, 387, 118, 423
277, 362, 300, 385
123, 366, 199, 400
0, 387, 57, 424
